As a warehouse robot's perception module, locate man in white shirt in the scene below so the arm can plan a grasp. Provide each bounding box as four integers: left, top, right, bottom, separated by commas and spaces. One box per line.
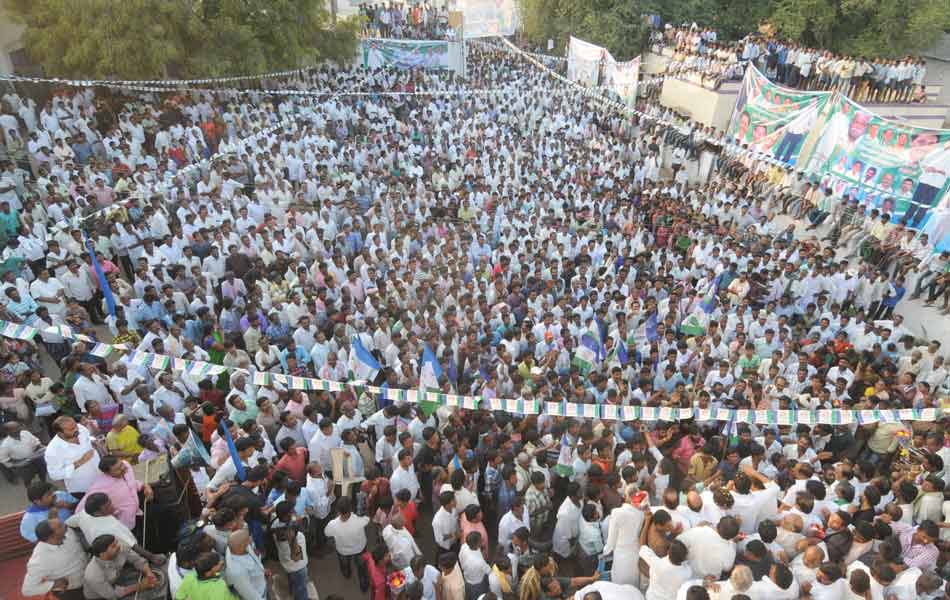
293, 316, 318, 353
307, 418, 341, 474
390, 449, 420, 500
807, 562, 849, 600
0, 421, 45, 484
45, 416, 101, 494
336, 401, 363, 433
225, 529, 267, 600
72, 363, 112, 412
61, 259, 103, 323
497, 497, 531, 551
676, 516, 739, 579
552, 486, 582, 559
403, 555, 440, 600
30, 268, 67, 319
640, 539, 693, 600
432, 491, 460, 556
21, 518, 88, 598
381, 513, 421, 570
323, 497, 370, 590
152, 373, 187, 414
208, 437, 256, 489
746, 562, 799, 600
108, 363, 142, 415
458, 530, 491, 594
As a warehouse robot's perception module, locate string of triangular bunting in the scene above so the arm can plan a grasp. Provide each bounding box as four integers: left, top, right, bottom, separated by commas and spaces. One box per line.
2, 320, 936, 425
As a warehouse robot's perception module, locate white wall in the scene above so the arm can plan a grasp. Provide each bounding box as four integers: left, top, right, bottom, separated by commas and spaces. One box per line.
658, 77, 737, 130
0, 2, 25, 75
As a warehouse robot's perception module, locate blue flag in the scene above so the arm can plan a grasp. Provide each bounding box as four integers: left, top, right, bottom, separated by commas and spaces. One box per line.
700, 273, 722, 314
218, 419, 263, 548
573, 333, 601, 375
617, 341, 629, 366
420, 343, 443, 388
82, 230, 116, 317
349, 336, 381, 382
219, 420, 246, 482
645, 313, 659, 343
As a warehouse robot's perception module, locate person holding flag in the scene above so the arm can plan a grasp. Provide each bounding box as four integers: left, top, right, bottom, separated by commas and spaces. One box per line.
418, 344, 444, 417
349, 335, 381, 383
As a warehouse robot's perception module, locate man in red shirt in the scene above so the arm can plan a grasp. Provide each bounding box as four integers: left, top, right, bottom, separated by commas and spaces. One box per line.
276, 438, 308, 484
394, 487, 419, 535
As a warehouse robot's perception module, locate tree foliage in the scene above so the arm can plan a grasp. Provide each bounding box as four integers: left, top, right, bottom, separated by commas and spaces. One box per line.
518, 0, 950, 58
5, 0, 361, 79
518, 0, 648, 60
770, 0, 950, 57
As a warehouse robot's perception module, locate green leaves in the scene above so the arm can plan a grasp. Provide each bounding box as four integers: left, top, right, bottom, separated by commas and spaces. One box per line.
770, 0, 950, 56
519, 0, 648, 60
6, 0, 359, 79
518, 0, 950, 59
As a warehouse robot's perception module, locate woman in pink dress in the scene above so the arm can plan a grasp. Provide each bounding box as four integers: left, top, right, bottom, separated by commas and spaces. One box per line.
363, 544, 391, 600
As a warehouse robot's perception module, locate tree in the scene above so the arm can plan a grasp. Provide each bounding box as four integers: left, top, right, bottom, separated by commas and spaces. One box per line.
766, 0, 950, 56
5, 0, 361, 80
518, 0, 648, 60
518, 0, 950, 59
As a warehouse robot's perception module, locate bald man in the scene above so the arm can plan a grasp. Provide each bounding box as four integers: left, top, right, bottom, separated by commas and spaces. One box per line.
382, 512, 421, 570
790, 545, 825, 592
225, 529, 268, 600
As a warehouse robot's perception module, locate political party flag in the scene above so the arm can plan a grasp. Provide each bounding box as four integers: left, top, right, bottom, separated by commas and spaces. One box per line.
572, 333, 600, 375
700, 273, 722, 314
349, 336, 381, 382
218, 420, 246, 482
0, 320, 37, 341
170, 426, 212, 469
617, 341, 629, 365
420, 344, 443, 387
555, 432, 574, 478
218, 418, 263, 548
82, 230, 116, 317
419, 344, 443, 416
681, 313, 707, 336
645, 312, 659, 342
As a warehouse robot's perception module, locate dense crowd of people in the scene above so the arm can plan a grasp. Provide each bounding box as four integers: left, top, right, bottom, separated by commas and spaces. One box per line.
360, 2, 451, 40
0, 37, 947, 600
661, 44, 743, 90
653, 24, 930, 103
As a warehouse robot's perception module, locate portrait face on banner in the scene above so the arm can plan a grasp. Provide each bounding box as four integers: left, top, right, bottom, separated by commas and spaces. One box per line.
727, 65, 830, 167
799, 94, 950, 248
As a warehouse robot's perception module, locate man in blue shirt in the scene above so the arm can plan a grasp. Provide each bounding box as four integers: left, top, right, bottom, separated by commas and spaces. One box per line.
136, 289, 169, 327
20, 481, 77, 542
0, 200, 19, 237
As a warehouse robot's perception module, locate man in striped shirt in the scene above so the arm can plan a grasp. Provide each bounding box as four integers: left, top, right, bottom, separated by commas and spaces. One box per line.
890, 519, 940, 570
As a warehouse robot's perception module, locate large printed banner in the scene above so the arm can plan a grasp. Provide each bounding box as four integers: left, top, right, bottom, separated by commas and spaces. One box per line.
460, 0, 519, 38
567, 36, 607, 87
803, 96, 950, 250
605, 56, 640, 107
728, 65, 831, 167
362, 39, 449, 70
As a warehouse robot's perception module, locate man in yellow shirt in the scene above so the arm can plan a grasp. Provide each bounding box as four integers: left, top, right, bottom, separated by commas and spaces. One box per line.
105, 415, 142, 463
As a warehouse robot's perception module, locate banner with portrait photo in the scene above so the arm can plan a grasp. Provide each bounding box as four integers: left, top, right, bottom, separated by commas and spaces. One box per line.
567, 36, 608, 87
604, 56, 640, 107
802, 95, 950, 250
362, 39, 450, 70
460, 0, 519, 38
727, 65, 831, 167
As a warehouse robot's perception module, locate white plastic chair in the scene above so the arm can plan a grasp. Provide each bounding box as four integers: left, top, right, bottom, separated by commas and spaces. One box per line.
330, 447, 365, 498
